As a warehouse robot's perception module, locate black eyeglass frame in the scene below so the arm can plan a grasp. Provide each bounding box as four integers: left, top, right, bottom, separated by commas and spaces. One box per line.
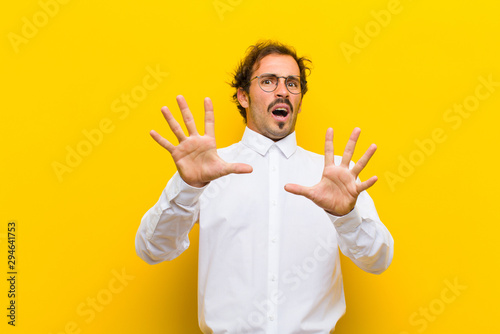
250, 73, 306, 95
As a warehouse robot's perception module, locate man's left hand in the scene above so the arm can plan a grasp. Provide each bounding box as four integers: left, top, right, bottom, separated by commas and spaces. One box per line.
284, 127, 378, 216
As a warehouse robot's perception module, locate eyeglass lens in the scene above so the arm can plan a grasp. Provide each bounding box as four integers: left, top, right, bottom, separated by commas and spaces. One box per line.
258, 74, 301, 94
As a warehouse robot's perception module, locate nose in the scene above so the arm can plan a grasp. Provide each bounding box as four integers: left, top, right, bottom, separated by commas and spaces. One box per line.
274, 77, 289, 98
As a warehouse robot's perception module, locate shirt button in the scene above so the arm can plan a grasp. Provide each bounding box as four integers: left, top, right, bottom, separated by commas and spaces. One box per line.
269, 314, 275, 321
272, 200, 277, 206
271, 237, 277, 243
271, 275, 277, 282
272, 165, 277, 171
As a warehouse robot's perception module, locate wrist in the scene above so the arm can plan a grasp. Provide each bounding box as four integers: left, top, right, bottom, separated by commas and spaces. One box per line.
183, 178, 209, 188
325, 206, 355, 217
178, 173, 209, 188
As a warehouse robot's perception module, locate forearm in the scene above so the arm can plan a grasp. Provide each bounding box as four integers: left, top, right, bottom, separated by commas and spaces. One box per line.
135, 172, 207, 264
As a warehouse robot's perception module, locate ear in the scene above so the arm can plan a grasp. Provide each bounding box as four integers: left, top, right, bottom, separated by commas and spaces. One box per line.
237, 88, 249, 109
298, 99, 302, 114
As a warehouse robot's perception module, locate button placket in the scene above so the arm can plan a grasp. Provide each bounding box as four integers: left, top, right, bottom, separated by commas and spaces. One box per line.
267, 145, 280, 333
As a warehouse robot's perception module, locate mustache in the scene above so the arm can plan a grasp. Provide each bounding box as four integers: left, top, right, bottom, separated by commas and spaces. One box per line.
267, 98, 293, 113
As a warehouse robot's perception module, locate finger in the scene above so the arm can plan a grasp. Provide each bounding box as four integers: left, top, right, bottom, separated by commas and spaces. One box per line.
284, 183, 313, 199
224, 162, 253, 175
341, 127, 361, 167
351, 144, 377, 176
150, 129, 175, 153
160, 106, 186, 142
204, 97, 215, 137
324, 128, 334, 167
356, 175, 378, 193
176, 95, 199, 136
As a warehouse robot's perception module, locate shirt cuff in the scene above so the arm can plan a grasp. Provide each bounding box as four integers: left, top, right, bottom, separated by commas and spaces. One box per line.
326, 206, 362, 234
164, 172, 208, 206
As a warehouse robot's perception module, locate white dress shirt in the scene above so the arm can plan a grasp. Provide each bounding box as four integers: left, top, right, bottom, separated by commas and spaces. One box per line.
136, 127, 394, 334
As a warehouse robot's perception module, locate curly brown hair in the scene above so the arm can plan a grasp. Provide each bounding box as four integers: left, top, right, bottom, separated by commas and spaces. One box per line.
230, 40, 311, 122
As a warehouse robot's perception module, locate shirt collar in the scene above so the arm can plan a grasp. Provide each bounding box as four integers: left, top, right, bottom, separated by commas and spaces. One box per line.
241, 127, 297, 158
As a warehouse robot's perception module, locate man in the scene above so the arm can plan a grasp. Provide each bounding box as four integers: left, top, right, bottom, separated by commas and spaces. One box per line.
135, 41, 394, 333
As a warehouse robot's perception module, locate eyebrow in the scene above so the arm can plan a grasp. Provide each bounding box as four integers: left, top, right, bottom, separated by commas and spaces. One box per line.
259, 73, 300, 77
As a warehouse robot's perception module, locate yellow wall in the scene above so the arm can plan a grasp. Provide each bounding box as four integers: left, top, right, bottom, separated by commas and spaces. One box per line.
2, 0, 499, 333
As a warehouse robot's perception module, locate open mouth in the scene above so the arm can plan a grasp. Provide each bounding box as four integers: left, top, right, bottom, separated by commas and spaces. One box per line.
270, 102, 291, 121
272, 108, 289, 118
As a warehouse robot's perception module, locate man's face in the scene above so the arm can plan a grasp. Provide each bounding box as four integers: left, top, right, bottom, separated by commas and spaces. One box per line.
238, 54, 303, 141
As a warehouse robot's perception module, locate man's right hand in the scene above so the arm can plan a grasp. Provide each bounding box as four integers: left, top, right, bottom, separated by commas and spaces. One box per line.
150, 95, 253, 188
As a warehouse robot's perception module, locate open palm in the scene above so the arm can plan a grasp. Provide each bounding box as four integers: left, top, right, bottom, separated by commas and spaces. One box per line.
150, 95, 252, 188
285, 128, 378, 216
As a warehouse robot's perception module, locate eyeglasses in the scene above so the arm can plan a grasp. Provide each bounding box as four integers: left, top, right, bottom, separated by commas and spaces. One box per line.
250, 73, 304, 95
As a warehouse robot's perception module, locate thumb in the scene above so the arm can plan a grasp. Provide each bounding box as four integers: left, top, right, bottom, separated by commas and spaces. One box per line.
284, 183, 311, 198
226, 162, 253, 175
